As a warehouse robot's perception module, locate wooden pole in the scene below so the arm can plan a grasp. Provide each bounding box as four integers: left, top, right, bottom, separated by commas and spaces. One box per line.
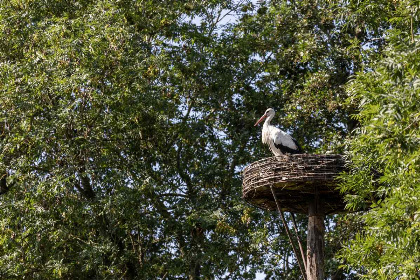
306, 188, 325, 280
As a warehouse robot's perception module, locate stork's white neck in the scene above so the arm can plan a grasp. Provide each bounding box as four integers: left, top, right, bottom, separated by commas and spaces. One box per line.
264, 114, 274, 126
262, 114, 274, 144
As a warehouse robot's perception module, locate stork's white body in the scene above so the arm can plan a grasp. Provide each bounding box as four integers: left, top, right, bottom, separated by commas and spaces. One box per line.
255, 108, 302, 156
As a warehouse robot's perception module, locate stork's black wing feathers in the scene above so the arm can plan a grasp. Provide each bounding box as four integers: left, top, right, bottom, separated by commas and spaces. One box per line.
273, 142, 302, 154
273, 137, 303, 154
291, 137, 303, 153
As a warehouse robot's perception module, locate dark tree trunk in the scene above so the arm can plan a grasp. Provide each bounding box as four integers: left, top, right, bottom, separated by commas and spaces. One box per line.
307, 193, 325, 280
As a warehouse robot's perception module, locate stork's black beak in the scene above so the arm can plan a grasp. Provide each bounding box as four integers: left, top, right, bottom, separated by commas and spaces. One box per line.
254, 114, 267, 126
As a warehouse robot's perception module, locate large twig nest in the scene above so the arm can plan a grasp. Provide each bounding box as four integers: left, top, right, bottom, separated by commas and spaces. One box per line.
242, 154, 347, 214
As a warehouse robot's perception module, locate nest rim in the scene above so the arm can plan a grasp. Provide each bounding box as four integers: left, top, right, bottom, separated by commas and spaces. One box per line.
242, 154, 347, 214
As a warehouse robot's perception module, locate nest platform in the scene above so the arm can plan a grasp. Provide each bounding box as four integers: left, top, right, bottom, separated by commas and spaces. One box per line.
242, 154, 346, 214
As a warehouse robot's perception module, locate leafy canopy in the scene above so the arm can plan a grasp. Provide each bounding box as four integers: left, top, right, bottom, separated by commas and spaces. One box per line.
0, 0, 419, 279
339, 36, 420, 279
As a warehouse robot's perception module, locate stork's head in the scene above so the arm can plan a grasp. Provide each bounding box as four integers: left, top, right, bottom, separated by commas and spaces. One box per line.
254, 108, 275, 126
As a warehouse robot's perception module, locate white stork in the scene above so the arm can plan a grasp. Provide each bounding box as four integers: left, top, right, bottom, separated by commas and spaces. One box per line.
254, 108, 302, 156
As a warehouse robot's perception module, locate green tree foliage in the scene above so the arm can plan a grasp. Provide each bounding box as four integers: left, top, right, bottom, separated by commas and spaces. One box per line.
232, 0, 362, 154
0, 1, 269, 278
339, 37, 420, 279
1, 0, 418, 279
335, 1, 420, 278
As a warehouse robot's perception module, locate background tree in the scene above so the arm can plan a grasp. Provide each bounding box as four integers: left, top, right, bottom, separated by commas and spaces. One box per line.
1, 0, 418, 279
0, 1, 267, 278
335, 1, 420, 278
339, 34, 420, 280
